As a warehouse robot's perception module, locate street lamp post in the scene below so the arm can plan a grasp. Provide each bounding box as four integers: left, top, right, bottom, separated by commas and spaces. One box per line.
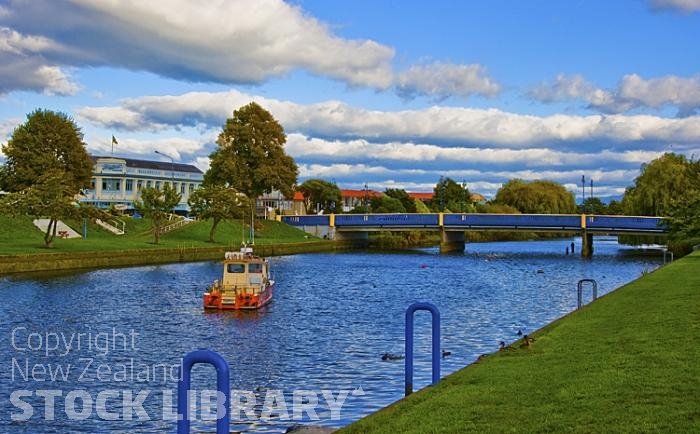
364, 183, 368, 214
581, 175, 586, 213
154, 150, 175, 183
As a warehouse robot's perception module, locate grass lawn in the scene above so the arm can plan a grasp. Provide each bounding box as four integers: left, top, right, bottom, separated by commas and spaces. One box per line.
0, 214, 314, 255
339, 252, 700, 433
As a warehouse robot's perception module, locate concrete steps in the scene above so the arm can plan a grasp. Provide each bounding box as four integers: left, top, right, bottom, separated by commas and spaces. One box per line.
32, 219, 81, 239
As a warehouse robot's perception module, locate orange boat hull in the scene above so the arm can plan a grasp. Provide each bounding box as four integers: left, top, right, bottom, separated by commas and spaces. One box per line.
203, 283, 274, 310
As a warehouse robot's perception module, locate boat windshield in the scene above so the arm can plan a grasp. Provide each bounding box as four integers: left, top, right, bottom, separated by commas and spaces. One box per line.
248, 263, 263, 273
227, 263, 245, 273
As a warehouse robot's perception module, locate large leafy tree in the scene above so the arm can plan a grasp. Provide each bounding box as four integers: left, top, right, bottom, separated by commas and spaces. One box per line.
206, 102, 298, 200
622, 153, 693, 216
432, 177, 472, 212
494, 179, 576, 214
384, 188, 417, 213
188, 185, 250, 242
0, 109, 93, 247
133, 185, 182, 244
298, 179, 341, 214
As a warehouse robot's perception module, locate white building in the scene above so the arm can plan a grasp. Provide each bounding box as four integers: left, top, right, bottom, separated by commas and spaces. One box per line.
80, 156, 204, 214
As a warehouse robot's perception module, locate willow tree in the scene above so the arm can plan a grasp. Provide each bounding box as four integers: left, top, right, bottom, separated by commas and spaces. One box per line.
0, 109, 92, 247
494, 179, 576, 214
206, 102, 298, 200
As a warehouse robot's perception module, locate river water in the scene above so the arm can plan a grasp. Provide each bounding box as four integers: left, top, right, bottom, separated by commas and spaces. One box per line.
0, 237, 662, 433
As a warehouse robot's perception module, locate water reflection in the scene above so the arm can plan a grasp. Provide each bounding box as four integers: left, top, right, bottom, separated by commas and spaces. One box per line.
0, 237, 663, 432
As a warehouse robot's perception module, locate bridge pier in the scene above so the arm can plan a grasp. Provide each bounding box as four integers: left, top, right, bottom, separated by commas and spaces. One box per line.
581, 231, 593, 258
440, 230, 465, 253
334, 230, 369, 247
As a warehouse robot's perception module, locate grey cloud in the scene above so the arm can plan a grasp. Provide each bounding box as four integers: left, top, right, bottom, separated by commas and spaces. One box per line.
0, 0, 395, 91
395, 62, 501, 101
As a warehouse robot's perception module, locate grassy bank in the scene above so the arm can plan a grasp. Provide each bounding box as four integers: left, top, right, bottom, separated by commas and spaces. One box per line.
0, 215, 359, 274
339, 253, 700, 433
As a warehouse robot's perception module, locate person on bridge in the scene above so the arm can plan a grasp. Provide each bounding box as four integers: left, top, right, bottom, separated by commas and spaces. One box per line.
570, 241, 575, 253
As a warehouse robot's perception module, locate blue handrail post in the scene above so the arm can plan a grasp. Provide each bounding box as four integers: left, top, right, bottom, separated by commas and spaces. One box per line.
405, 302, 441, 396
177, 350, 231, 434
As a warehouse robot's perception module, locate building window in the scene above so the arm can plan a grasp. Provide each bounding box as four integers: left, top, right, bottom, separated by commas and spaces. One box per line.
180, 183, 186, 194
125, 179, 134, 191
189, 183, 195, 193
137, 180, 143, 191
172, 182, 178, 192
155, 181, 161, 190
90, 178, 96, 190
102, 178, 120, 191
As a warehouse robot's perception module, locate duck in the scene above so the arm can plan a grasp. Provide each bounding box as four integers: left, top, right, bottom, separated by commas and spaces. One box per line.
381, 353, 404, 361
516, 329, 523, 336
499, 341, 517, 352
476, 354, 488, 362
519, 335, 536, 349
441, 349, 452, 358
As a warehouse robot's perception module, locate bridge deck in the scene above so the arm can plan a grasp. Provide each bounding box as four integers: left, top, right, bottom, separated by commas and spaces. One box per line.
282, 213, 666, 235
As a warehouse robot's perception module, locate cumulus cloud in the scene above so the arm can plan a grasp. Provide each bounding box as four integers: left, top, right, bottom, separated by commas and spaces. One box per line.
593, 74, 700, 116
650, 0, 700, 12
395, 62, 501, 101
528, 74, 597, 103
0, 27, 79, 95
0, 0, 394, 90
531, 73, 700, 116
77, 89, 700, 153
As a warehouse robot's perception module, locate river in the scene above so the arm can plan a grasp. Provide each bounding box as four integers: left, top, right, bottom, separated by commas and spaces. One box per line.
0, 237, 663, 433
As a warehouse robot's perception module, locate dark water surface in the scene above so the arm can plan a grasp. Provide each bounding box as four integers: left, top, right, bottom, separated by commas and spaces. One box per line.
0, 237, 662, 432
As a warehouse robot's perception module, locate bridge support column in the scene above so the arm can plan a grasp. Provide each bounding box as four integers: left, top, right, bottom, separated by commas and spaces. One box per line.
334, 230, 369, 247
440, 230, 465, 253
581, 231, 593, 258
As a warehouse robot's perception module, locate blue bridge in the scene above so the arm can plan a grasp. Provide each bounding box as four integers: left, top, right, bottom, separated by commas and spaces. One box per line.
281, 213, 667, 256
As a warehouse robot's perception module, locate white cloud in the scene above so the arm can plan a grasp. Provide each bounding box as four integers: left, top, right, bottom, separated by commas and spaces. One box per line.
531, 73, 700, 116
0, 27, 79, 95
88, 136, 206, 162
395, 62, 501, 101
528, 74, 596, 103
650, 0, 700, 12
0, 0, 395, 90
285, 133, 664, 167
76, 90, 700, 153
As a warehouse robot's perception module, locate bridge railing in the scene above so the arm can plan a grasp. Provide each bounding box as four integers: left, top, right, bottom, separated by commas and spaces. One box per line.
282, 213, 667, 233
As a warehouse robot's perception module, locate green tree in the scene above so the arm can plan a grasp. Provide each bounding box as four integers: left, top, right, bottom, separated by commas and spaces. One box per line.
298, 179, 341, 214
494, 179, 576, 214
370, 195, 405, 213
0, 109, 93, 247
622, 153, 693, 216
432, 177, 471, 212
206, 102, 298, 200
384, 188, 417, 213
580, 197, 607, 214
188, 185, 249, 242
133, 185, 182, 244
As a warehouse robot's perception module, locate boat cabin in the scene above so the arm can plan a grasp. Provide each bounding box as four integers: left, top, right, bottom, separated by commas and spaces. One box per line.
219, 250, 269, 289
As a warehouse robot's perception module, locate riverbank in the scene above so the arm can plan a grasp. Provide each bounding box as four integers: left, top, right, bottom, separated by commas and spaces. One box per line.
338, 252, 700, 433
0, 215, 363, 274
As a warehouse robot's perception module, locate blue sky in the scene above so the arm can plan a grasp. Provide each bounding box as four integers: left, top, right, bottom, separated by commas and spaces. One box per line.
1, 0, 700, 200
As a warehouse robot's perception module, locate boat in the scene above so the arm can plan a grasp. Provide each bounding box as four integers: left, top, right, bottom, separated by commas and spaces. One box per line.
203, 246, 274, 310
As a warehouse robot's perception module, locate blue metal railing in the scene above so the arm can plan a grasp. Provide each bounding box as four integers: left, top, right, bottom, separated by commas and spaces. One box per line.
577, 279, 598, 309
178, 350, 231, 434
405, 302, 441, 396
282, 213, 667, 234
